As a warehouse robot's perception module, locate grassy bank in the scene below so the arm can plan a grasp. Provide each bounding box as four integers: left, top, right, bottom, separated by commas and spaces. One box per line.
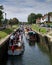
31, 24, 47, 34
0, 28, 13, 39
0, 24, 18, 40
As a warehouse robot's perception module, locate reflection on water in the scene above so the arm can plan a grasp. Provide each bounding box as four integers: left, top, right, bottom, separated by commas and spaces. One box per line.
0, 57, 7, 65
27, 40, 35, 46
37, 43, 52, 65
7, 56, 24, 65
1, 35, 52, 65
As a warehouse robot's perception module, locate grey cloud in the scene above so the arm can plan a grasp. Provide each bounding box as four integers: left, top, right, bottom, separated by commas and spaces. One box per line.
1, 0, 52, 22
45, 0, 52, 2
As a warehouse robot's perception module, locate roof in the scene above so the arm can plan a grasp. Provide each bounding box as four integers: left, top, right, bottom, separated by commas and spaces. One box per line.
28, 31, 36, 34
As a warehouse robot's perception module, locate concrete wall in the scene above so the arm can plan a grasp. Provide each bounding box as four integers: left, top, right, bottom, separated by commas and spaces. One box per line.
32, 30, 50, 52
36, 32, 52, 53
0, 29, 18, 61
0, 39, 9, 62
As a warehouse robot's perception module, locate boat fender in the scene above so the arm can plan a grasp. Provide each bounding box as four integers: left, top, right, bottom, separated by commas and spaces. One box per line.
11, 45, 15, 53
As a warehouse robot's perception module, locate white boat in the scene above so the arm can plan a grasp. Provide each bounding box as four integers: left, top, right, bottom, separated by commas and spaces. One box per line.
8, 35, 24, 55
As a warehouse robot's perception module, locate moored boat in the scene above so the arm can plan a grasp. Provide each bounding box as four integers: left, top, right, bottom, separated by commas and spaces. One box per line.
26, 31, 36, 41
8, 30, 24, 55
8, 41, 24, 55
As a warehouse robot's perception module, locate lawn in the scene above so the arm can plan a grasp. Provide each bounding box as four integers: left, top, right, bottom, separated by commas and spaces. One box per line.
0, 24, 18, 40
0, 28, 13, 39
12, 24, 19, 29
31, 24, 47, 34
39, 28, 47, 34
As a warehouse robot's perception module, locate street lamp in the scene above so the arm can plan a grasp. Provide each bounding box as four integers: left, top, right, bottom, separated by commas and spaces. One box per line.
5, 12, 6, 19
1, 12, 7, 27
3, 12, 7, 27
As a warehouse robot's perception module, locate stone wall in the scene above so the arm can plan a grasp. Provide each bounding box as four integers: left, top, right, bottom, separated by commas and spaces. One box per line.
0, 39, 9, 62
0, 28, 18, 61
36, 32, 52, 53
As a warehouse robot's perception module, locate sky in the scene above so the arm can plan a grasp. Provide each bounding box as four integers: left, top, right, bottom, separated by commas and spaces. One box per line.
0, 0, 52, 22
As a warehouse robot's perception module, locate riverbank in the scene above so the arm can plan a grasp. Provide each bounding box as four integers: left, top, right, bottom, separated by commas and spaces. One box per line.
31, 24, 52, 38
31, 24, 47, 34
0, 24, 18, 40
31, 24, 52, 53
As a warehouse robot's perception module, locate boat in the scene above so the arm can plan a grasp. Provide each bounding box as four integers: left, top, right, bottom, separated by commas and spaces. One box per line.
8, 32, 24, 55
26, 31, 36, 41
24, 27, 32, 39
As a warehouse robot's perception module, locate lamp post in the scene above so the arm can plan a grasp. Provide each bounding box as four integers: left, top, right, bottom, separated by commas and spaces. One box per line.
2, 12, 7, 28
2, 12, 7, 22
5, 12, 6, 19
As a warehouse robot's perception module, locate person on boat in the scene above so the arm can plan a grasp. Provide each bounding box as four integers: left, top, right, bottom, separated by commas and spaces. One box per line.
10, 34, 15, 45
14, 32, 20, 42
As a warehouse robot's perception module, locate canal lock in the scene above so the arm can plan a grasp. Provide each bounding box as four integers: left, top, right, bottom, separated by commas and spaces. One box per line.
0, 30, 52, 65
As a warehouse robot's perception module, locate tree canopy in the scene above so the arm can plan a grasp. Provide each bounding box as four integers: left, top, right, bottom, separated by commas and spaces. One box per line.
9, 18, 19, 25
28, 13, 36, 24
12, 18, 19, 24
27, 13, 42, 24
36, 13, 42, 19
0, 5, 3, 10
48, 12, 52, 16
0, 5, 3, 26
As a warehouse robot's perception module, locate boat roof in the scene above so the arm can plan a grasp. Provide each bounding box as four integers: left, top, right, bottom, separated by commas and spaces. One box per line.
28, 31, 36, 34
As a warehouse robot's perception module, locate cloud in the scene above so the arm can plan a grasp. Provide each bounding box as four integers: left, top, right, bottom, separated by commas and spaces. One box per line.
0, 0, 52, 22
45, 0, 52, 2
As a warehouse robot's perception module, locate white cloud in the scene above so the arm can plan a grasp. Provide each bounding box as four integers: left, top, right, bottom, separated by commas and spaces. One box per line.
0, 0, 52, 22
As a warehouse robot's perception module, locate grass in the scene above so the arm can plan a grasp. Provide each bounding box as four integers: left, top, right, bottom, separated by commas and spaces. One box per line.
31, 24, 39, 32
12, 24, 18, 29
31, 24, 47, 34
39, 28, 47, 34
0, 24, 18, 40
0, 28, 13, 39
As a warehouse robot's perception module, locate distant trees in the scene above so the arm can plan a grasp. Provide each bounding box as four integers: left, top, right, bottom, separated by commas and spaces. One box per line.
0, 5, 20, 27
36, 14, 42, 19
28, 13, 36, 24
0, 5, 3, 10
12, 18, 19, 24
28, 13, 42, 24
0, 5, 3, 26
48, 12, 52, 15
48, 12, 52, 22
9, 18, 19, 25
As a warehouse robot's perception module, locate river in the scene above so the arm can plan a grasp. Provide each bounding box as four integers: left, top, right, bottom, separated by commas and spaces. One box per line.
1, 34, 52, 65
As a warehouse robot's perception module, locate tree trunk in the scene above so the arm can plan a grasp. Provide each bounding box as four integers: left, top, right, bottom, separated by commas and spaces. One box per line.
48, 14, 50, 22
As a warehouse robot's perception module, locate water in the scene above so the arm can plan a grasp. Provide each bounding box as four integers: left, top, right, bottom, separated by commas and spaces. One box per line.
1, 35, 52, 65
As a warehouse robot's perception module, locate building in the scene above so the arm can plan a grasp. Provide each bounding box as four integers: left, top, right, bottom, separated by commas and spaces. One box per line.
36, 14, 52, 24
36, 18, 41, 24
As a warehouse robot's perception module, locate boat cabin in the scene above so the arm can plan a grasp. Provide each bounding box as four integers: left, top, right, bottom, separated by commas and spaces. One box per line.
28, 31, 36, 41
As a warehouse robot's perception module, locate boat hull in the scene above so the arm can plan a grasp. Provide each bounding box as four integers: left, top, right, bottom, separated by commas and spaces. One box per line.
8, 47, 24, 55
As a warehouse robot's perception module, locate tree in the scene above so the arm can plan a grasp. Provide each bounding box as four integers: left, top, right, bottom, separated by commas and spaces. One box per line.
48, 12, 52, 15
48, 12, 52, 22
9, 18, 19, 25
12, 18, 19, 24
36, 13, 42, 19
28, 13, 36, 24
0, 5, 3, 10
0, 5, 3, 26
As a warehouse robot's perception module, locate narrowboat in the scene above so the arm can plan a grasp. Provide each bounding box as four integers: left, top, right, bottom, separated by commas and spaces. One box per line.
8, 33, 24, 55
26, 31, 36, 41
